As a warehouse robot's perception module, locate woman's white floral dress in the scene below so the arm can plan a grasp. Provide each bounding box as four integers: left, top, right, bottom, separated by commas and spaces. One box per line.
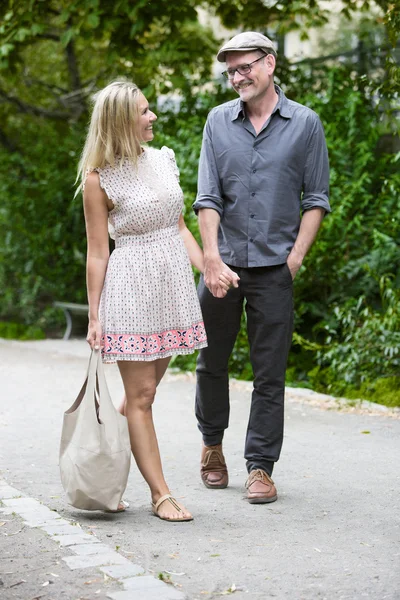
91, 146, 207, 362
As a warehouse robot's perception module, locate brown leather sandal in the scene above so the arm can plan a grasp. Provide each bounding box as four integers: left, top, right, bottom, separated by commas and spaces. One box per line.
152, 494, 193, 522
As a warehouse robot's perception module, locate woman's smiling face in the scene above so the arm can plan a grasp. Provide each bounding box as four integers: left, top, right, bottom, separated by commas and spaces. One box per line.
137, 93, 157, 143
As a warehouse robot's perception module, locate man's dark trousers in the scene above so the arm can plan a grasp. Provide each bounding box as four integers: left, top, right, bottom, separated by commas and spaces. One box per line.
195, 263, 294, 476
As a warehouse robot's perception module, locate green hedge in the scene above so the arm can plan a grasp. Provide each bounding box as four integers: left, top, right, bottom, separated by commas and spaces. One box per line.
0, 63, 399, 405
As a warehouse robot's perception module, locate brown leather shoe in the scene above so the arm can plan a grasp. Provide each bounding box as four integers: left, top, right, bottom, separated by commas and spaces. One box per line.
200, 444, 228, 489
246, 469, 277, 504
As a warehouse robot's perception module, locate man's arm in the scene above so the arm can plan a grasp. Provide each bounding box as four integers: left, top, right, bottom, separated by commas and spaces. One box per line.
287, 208, 325, 279
288, 114, 330, 278
198, 208, 239, 298
194, 115, 239, 297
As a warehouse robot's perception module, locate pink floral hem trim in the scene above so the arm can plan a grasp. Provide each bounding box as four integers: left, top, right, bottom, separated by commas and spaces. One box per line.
101, 322, 207, 359
102, 342, 207, 363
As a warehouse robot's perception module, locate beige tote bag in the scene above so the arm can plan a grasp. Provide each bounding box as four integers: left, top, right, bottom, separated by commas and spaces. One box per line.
59, 349, 131, 511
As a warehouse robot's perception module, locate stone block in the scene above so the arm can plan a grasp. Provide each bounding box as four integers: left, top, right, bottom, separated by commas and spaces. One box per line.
56, 533, 101, 546
68, 543, 113, 555
62, 552, 129, 570
99, 563, 145, 579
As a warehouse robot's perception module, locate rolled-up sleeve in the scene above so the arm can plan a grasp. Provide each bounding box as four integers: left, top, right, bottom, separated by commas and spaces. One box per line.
192, 113, 224, 217
301, 115, 331, 214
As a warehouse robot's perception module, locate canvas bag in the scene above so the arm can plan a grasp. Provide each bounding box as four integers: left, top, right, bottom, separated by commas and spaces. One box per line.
59, 349, 131, 511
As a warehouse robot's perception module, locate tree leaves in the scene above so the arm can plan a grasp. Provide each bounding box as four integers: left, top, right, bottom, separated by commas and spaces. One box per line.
0, 0, 398, 400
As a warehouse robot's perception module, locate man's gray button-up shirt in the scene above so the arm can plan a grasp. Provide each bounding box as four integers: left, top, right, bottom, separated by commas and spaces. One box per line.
193, 86, 331, 268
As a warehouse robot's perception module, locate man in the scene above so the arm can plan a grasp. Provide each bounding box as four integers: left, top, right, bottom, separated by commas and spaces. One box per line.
193, 31, 330, 504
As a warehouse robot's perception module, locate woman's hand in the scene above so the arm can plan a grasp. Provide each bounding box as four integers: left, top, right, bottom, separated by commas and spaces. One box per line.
204, 256, 240, 298
87, 318, 102, 350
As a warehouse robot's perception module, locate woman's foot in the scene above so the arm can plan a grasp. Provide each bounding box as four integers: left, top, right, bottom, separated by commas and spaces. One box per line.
152, 494, 193, 522
105, 500, 129, 513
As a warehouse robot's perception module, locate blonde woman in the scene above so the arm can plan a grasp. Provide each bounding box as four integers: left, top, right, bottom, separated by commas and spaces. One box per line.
77, 81, 226, 522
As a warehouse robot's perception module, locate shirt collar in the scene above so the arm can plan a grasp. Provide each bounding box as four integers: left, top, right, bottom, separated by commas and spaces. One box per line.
231, 85, 292, 121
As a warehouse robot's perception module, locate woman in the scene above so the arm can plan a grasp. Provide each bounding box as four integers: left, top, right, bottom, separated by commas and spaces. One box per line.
77, 81, 222, 522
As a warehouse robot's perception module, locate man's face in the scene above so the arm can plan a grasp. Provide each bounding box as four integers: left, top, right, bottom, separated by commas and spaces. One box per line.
225, 51, 275, 103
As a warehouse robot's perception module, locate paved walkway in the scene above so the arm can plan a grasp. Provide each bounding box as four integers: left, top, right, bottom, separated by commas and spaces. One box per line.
0, 339, 399, 600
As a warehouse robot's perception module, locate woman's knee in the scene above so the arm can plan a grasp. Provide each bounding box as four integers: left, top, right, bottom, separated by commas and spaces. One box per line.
126, 382, 157, 411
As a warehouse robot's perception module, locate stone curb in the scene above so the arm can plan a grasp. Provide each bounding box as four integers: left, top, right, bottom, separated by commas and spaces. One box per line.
0, 478, 186, 599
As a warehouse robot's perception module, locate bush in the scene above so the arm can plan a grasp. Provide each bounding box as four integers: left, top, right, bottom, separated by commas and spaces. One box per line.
0, 62, 399, 405
0, 121, 87, 334
309, 276, 400, 406
0, 321, 45, 340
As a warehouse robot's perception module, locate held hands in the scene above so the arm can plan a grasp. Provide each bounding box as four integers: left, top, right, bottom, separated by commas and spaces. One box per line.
204, 257, 240, 298
87, 318, 103, 351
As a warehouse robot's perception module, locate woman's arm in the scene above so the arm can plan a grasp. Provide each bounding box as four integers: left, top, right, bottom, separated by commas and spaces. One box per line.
178, 214, 204, 273
83, 172, 110, 349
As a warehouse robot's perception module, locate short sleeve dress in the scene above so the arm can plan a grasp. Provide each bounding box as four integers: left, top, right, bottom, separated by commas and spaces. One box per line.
91, 146, 207, 362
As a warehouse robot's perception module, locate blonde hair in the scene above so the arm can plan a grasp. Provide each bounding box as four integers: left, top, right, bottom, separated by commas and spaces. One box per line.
75, 80, 143, 195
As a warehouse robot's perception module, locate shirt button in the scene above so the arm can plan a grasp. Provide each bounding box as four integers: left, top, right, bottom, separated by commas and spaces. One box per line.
250, 238, 254, 242
250, 214, 255, 218
251, 192, 255, 197
252, 169, 257, 173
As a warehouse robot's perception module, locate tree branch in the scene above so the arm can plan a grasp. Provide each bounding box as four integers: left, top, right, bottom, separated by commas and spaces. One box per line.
292, 41, 400, 65
36, 33, 61, 42
64, 35, 87, 117
47, 7, 62, 16
65, 39, 82, 91
0, 88, 69, 120
22, 76, 69, 96
81, 67, 110, 88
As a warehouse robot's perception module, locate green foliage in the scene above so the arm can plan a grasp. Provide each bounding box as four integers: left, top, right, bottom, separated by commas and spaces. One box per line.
0, 129, 87, 326
0, 0, 217, 96
285, 64, 400, 317
0, 1, 399, 405
310, 277, 400, 405
355, 377, 399, 408
283, 62, 400, 405
0, 321, 45, 340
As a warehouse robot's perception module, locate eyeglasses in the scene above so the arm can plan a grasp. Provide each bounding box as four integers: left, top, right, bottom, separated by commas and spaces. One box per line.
222, 54, 268, 80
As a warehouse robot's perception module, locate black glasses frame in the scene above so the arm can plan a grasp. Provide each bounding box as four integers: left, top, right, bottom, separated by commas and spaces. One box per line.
222, 54, 268, 80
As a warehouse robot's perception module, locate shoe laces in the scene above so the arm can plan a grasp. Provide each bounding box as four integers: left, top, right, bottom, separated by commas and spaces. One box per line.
203, 447, 225, 469
246, 469, 274, 487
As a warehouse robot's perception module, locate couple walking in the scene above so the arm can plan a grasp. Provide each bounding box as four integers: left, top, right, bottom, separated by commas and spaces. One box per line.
78, 32, 330, 522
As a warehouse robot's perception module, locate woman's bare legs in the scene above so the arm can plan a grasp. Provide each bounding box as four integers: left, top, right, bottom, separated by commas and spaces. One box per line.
117, 358, 192, 521
117, 357, 169, 414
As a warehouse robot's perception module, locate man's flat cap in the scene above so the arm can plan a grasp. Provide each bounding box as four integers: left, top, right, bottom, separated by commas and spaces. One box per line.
217, 31, 276, 62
